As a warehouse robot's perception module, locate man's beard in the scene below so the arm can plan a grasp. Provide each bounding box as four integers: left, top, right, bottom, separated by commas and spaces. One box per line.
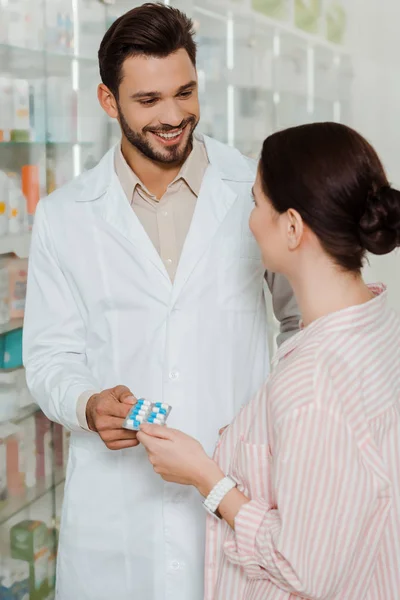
117, 104, 198, 165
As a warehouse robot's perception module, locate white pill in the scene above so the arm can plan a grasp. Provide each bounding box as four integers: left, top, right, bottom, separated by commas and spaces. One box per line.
155, 416, 165, 424
135, 409, 147, 416
135, 416, 144, 424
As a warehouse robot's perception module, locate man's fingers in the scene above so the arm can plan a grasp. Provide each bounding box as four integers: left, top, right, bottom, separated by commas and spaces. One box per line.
112, 385, 136, 405
96, 415, 138, 431
101, 401, 133, 420
107, 439, 140, 451
101, 429, 137, 443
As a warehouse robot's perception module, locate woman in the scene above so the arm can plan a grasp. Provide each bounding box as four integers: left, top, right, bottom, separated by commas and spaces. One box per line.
137, 122, 400, 599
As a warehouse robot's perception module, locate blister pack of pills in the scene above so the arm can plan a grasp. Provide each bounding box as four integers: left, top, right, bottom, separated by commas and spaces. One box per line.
123, 398, 172, 431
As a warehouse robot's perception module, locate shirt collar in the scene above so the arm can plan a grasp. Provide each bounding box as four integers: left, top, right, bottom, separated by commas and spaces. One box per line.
272, 283, 388, 368
114, 136, 208, 203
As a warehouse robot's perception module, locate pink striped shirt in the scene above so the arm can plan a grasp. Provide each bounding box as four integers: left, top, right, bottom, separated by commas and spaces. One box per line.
205, 284, 400, 599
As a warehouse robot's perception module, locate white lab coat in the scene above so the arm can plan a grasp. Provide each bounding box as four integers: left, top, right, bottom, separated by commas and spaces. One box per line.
23, 136, 270, 600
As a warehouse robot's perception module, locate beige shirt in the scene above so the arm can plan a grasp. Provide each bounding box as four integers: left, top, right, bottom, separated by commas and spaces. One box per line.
115, 137, 209, 282
77, 138, 300, 430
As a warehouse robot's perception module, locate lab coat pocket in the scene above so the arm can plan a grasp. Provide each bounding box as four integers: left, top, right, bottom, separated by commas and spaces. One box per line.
230, 440, 273, 505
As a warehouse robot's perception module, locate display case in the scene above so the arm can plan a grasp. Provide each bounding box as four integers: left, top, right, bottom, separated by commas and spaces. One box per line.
0, 0, 354, 594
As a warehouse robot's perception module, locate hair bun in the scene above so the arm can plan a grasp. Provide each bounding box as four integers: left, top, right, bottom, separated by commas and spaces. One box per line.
358, 185, 400, 255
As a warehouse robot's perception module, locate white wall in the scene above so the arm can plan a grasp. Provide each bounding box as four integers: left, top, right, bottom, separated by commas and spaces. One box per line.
348, 0, 400, 310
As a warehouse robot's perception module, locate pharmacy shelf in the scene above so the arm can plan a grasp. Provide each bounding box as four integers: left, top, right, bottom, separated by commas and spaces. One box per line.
0, 232, 31, 258
0, 466, 65, 527
0, 43, 97, 78
0, 318, 24, 336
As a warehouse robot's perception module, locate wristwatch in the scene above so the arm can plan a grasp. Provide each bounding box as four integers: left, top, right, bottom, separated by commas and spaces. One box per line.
203, 476, 237, 519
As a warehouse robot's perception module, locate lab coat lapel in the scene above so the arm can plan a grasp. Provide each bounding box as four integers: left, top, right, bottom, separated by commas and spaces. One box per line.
79, 149, 171, 288
170, 163, 238, 306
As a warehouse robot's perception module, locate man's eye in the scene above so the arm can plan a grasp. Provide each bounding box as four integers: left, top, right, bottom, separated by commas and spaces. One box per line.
179, 91, 192, 98
140, 99, 157, 106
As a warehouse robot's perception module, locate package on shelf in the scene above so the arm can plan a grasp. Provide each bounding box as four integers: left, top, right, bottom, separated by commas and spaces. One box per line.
0, 0, 44, 49
35, 412, 53, 481
46, 0, 74, 54
0, 258, 10, 325
0, 422, 25, 497
0, 328, 24, 371
2, 171, 28, 235
20, 414, 37, 489
29, 79, 46, 144
0, 381, 19, 422
10, 520, 50, 600
0, 556, 30, 600
0, 425, 7, 506
0, 78, 13, 143
252, 0, 290, 20
21, 165, 40, 230
326, 1, 347, 44
46, 77, 75, 143
7, 257, 29, 320
47, 526, 59, 593
295, 0, 322, 35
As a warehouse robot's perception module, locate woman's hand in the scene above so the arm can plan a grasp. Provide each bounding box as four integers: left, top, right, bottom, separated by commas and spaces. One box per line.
137, 423, 224, 496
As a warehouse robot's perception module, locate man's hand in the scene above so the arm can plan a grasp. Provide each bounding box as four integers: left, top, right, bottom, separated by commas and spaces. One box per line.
86, 385, 139, 450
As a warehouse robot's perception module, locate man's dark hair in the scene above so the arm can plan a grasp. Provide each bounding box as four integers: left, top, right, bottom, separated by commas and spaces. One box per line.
98, 2, 197, 98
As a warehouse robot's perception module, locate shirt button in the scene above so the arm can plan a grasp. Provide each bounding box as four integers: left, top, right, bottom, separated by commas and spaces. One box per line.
165, 258, 173, 265
162, 210, 168, 217
169, 370, 179, 381
170, 560, 181, 570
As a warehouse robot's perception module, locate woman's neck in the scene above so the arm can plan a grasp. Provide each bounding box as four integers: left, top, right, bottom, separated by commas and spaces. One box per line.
287, 255, 375, 328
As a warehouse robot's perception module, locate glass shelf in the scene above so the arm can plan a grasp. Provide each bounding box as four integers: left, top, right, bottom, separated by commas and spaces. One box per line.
0, 467, 64, 527
0, 232, 31, 259
0, 43, 97, 77
0, 318, 24, 336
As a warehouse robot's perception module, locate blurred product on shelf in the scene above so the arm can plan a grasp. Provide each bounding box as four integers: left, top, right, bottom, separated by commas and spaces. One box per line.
7, 172, 27, 235
7, 257, 28, 319
10, 520, 51, 600
326, 1, 346, 44
0, 556, 30, 600
46, 2, 74, 54
0, 328, 23, 370
0, 259, 10, 324
21, 165, 40, 230
46, 77, 75, 143
252, 0, 290, 20
0, 0, 44, 49
3, 422, 24, 496
35, 412, 53, 482
0, 166, 41, 235
0, 77, 31, 143
295, 0, 321, 34
0, 256, 28, 327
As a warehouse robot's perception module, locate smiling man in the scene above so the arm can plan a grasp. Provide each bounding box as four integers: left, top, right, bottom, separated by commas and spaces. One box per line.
23, 3, 299, 600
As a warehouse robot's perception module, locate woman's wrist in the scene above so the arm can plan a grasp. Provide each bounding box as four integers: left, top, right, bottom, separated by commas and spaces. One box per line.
195, 458, 225, 498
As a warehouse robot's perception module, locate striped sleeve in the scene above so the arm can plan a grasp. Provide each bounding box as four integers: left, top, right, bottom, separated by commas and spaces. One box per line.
223, 366, 386, 598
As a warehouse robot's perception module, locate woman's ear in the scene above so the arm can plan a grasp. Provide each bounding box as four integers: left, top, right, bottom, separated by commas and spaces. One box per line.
287, 209, 304, 250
